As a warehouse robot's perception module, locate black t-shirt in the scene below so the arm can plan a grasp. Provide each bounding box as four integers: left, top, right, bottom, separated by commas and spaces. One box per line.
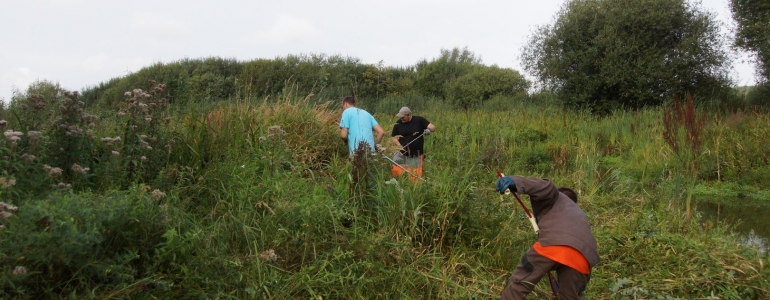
391, 115, 430, 157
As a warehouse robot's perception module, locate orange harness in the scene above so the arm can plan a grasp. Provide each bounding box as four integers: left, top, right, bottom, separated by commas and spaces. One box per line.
533, 241, 590, 275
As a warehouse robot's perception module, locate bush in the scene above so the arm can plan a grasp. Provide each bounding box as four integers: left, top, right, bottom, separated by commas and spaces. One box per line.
371, 91, 445, 115
746, 84, 770, 107
445, 65, 530, 110
0, 189, 168, 298
414, 47, 481, 99
6, 80, 65, 131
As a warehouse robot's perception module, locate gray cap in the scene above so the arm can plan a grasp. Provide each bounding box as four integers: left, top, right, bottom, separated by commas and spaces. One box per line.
396, 107, 412, 118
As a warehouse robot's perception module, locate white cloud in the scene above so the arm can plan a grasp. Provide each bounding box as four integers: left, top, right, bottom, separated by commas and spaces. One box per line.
256, 14, 320, 45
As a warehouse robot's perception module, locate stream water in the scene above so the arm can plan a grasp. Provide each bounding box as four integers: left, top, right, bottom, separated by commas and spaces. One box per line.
694, 198, 769, 253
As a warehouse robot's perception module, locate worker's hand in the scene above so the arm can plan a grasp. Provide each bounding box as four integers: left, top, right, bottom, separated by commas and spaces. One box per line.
341, 137, 348, 145
495, 176, 517, 195
423, 128, 431, 135
375, 144, 385, 153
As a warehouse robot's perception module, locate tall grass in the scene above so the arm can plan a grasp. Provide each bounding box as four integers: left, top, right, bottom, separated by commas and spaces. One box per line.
0, 89, 768, 299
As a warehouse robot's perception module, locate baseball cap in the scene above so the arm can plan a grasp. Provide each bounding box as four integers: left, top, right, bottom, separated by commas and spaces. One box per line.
396, 107, 412, 118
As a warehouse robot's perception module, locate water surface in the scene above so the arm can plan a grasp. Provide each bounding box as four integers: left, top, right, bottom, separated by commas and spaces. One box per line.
695, 198, 769, 253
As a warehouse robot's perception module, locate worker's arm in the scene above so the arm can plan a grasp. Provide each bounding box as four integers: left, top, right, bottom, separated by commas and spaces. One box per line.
340, 127, 348, 144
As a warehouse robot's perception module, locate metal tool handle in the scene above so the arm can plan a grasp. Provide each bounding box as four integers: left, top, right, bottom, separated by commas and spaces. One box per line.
497, 171, 539, 233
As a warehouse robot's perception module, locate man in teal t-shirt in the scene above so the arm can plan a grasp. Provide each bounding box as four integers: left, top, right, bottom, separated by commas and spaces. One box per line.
339, 96, 385, 155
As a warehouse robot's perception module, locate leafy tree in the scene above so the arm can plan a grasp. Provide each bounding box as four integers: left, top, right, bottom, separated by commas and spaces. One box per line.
521, 0, 732, 113
6, 80, 65, 131
361, 62, 419, 98
415, 47, 482, 99
445, 65, 530, 109
11, 80, 63, 104
83, 58, 239, 108
730, 0, 770, 85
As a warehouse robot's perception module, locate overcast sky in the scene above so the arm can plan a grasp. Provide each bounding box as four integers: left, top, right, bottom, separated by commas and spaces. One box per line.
0, 0, 757, 102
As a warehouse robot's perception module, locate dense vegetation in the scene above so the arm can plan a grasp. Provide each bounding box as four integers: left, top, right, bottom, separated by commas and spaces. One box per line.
0, 76, 768, 298
731, 0, 770, 85
75, 48, 531, 113
521, 0, 734, 113
2, 0, 769, 298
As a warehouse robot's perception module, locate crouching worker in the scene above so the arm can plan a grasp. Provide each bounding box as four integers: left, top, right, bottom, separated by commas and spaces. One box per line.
495, 175, 600, 300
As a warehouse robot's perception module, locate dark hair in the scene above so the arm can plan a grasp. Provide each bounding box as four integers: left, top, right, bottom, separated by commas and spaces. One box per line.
558, 187, 578, 203
342, 96, 356, 106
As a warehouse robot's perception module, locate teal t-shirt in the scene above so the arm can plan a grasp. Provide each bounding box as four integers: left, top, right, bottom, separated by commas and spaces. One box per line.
340, 107, 378, 154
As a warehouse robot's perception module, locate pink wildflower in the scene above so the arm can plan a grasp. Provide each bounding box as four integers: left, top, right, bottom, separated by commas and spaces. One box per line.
49, 167, 63, 177
0, 178, 16, 189
151, 189, 166, 201
259, 249, 278, 262
21, 153, 35, 163
71, 163, 90, 175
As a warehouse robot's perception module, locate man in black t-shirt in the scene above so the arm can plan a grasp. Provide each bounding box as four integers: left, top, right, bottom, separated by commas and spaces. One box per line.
390, 107, 436, 157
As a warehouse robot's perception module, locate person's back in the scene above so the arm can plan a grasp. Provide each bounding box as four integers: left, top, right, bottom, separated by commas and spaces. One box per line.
342, 107, 376, 153
517, 178, 599, 265
339, 96, 385, 155
496, 176, 599, 299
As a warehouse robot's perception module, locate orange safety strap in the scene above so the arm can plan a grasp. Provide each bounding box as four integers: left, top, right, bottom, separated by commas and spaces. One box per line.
533, 241, 590, 275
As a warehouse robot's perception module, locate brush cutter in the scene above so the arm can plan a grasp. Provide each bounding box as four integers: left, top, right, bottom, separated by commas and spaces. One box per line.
397, 130, 427, 154
497, 170, 559, 299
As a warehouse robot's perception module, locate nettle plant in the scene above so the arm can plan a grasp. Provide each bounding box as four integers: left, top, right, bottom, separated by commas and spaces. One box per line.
103, 80, 174, 186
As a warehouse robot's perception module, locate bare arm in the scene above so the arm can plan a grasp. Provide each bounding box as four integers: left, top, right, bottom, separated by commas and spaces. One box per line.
340, 128, 348, 144
391, 136, 401, 148
373, 124, 385, 144
427, 123, 436, 132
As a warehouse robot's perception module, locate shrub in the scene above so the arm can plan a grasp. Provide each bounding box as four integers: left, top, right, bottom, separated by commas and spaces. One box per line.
445, 65, 530, 110
0, 189, 168, 298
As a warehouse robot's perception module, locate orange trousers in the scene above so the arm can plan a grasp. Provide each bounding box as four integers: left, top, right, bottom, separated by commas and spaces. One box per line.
391, 155, 423, 181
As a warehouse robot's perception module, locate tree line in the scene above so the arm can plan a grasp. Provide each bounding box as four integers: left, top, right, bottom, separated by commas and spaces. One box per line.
74, 49, 530, 112
13, 0, 770, 114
